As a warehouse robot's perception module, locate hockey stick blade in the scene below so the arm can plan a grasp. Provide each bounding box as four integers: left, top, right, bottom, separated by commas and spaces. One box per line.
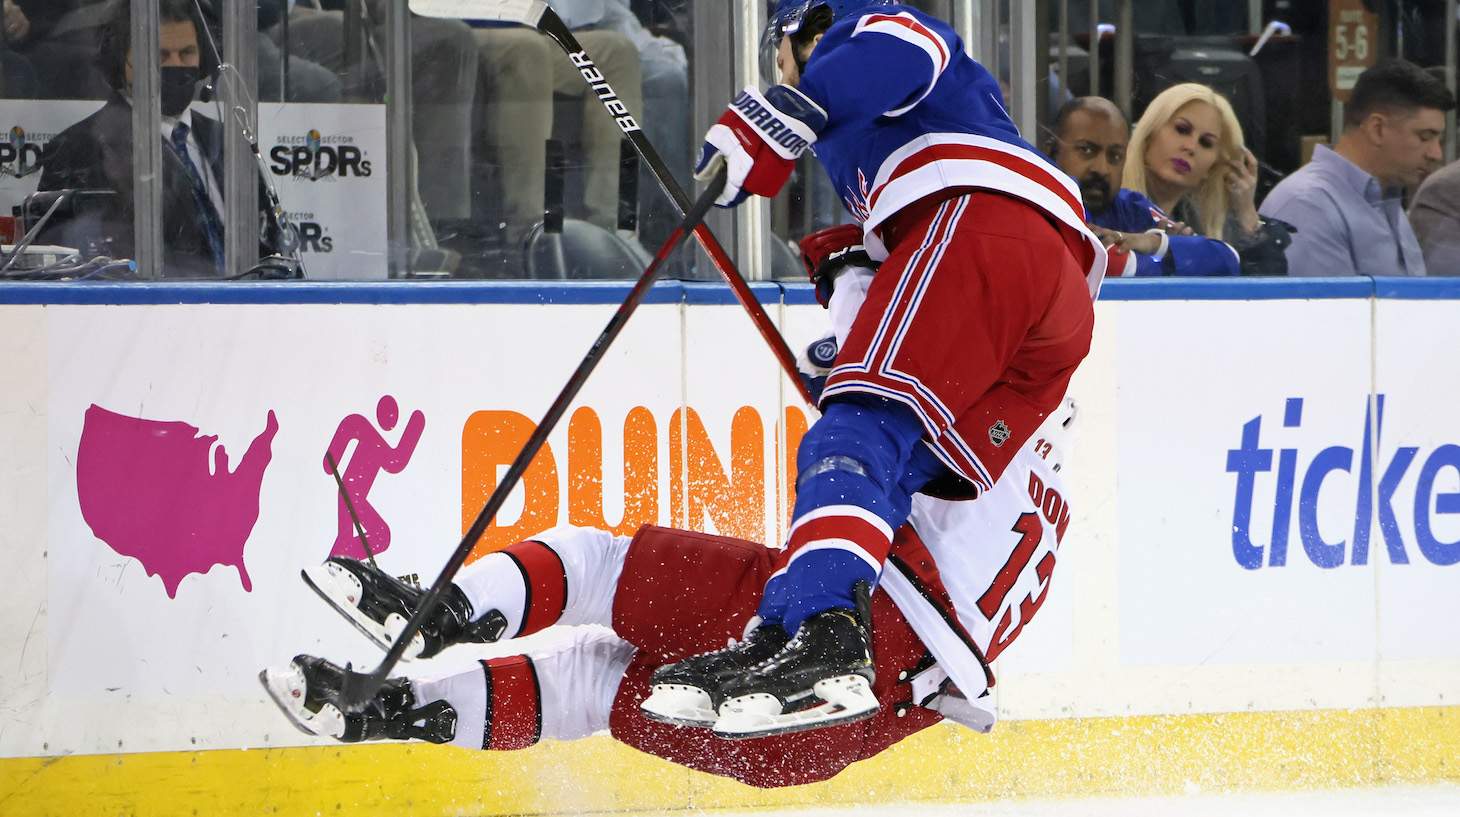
337, 168, 728, 714
407, 0, 545, 26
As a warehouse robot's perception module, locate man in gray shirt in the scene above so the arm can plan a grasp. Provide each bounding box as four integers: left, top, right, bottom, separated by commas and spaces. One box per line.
1261, 59, 1454, 277
1410, 160, 1460, 276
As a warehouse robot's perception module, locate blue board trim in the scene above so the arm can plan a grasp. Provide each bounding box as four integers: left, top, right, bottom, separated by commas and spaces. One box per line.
681, 281, 784, 305
1370, 277, 1460, 300
4, 276, 1458, 306
0, 280, 673, 306
1096, 277, 1376, 300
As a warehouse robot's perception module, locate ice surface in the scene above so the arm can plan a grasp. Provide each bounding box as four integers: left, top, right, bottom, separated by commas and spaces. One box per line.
607, 783, 1460, 817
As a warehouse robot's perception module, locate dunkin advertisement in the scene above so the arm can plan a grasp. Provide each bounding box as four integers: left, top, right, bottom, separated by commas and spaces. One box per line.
3, 289, 1458, 759
24, 298, 824, 756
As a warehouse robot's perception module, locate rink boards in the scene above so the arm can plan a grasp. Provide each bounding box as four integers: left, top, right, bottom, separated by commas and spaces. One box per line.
1, 278, 1458, 816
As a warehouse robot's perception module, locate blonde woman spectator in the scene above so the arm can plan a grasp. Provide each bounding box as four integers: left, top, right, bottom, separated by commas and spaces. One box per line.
1124, 83, 1291, 276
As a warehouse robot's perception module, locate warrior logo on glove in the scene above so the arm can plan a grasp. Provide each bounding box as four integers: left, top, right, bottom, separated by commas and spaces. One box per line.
695, 84, 827, 208
730, 90, 814, 156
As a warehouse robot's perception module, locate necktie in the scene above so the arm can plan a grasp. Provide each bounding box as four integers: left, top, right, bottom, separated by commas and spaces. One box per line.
170, 121, 225, 273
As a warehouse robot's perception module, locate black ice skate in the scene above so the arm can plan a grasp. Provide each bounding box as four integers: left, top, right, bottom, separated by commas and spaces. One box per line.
640, 622, 791, 728
258, 654, 456, 744
302, 556, 506, 660
712, 588, 877, 739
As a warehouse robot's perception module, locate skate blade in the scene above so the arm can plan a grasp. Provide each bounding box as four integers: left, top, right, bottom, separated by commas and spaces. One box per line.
301, 563, 425, 661
639, 683, 717, 728
258, 662, 346, 740
713, 675, 879, 740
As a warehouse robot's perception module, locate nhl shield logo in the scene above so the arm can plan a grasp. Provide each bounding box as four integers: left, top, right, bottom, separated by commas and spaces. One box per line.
989, 420, 1011, 447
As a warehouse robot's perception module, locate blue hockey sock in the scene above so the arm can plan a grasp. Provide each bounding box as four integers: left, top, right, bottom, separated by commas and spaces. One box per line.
759, 394, 948, 633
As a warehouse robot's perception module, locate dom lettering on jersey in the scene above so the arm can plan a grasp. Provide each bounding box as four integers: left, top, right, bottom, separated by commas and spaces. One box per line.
568, 51, 640, 134
1226, 395, 1460, 570
730, 89, 813, 156
1027, 470, 1072, 541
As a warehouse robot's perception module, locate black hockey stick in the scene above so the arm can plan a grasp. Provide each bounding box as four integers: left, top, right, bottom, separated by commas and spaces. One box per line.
324, 452, 380, 571
338, 167, 727, 712
409, 0, 815, 406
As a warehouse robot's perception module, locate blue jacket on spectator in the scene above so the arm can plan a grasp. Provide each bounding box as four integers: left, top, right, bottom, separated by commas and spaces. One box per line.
1092, 188, 1240, 277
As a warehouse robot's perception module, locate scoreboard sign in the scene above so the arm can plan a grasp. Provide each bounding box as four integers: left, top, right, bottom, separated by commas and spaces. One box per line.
1328, 0, 1378, 102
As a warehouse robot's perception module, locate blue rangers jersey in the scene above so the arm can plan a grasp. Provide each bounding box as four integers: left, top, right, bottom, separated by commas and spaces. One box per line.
796, 4, 1106, 297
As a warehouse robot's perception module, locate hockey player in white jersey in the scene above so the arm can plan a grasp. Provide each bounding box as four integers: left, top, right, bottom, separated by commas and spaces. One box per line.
261, 397, 1078, 785
647, 0, 1105, 738
261, 231, 1083, 786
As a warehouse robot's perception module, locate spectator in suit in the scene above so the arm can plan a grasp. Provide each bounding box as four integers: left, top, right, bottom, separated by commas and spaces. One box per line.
1046, 95, 1249, 277
36, 0, 287, 277
1410, 158, 1460, 276
1261, 59, 1455, 277
1123, 83, 1291, 276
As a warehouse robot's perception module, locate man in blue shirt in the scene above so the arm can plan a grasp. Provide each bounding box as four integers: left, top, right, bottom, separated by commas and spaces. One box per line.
1260, 58, 1454, 277
1045, 96, 1239, 276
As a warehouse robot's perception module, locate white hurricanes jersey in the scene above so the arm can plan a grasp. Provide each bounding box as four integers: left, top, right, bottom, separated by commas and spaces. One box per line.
876, 398, 1077, 732
907, 400, 1075, 663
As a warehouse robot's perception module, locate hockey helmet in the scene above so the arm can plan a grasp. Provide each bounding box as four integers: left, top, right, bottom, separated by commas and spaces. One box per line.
759, 0, 898, 84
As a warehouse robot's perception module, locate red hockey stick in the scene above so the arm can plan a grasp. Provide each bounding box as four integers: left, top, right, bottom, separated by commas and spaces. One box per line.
410, 0, 815, 406
338, 168, 728, 711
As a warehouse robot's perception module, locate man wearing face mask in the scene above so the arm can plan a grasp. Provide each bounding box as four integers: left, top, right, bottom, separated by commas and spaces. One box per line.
38, 0, 285, 278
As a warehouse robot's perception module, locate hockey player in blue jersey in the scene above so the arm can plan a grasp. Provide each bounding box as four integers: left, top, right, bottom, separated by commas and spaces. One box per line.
640, 0, 1106, 739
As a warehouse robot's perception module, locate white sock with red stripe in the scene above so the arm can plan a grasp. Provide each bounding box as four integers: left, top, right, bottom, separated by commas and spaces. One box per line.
412, 629, 636, 751
453, 526, 631, 639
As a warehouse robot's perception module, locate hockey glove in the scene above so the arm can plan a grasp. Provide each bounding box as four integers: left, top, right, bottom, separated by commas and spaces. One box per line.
695, 84, 827, 208
800, 222, 874, 307
796, 333, 840, 404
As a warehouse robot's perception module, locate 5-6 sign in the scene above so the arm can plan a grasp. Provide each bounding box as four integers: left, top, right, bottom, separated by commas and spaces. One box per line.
1329, 0, 1378, 101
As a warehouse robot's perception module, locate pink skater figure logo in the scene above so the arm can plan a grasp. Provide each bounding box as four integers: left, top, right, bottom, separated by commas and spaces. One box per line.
325, 395, 425, 559
76, 405, 278, 598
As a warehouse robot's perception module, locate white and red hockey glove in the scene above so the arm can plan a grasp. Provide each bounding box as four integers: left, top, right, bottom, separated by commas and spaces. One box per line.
800, 222, 874, 307
695, 84, 826, 208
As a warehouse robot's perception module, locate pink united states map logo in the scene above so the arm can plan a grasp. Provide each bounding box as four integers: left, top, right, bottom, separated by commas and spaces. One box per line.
75, 405, 278, 599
